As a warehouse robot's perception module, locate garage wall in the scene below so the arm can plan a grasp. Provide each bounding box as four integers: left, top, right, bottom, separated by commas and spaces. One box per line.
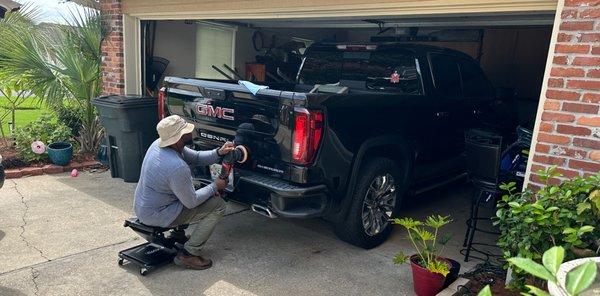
153, 21, 196, 78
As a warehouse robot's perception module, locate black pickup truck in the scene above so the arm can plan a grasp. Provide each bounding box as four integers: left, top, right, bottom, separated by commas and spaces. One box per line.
161, 43, 495, 248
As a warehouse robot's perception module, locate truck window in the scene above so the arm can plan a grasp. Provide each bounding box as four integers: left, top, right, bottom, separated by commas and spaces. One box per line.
299, 49, 423, 95
430, 54, 462, 98
459, 59, 492, 98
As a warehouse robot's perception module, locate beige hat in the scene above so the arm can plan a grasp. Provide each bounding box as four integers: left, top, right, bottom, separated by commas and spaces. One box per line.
156, 115, 195, 148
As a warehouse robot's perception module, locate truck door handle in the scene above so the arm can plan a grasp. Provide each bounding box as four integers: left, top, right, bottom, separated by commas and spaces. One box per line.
435, 111, 450, 118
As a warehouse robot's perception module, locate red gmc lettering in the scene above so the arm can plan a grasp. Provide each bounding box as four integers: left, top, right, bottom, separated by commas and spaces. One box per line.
196, 104, 235, 121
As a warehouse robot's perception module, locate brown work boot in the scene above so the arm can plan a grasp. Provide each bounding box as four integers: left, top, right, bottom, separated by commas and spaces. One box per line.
173, 251, 213, 270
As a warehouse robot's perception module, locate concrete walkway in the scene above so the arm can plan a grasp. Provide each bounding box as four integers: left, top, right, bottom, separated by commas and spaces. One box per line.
0, 171, 494, 296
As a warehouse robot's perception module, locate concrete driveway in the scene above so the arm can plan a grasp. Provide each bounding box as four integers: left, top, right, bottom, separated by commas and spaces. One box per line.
0, 171, 494, 296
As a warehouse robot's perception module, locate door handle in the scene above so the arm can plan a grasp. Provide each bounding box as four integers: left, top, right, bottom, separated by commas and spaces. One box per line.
435, 111, 450, 118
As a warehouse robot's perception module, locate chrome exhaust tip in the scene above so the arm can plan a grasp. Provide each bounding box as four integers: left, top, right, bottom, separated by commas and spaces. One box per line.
250, 204, 277, 219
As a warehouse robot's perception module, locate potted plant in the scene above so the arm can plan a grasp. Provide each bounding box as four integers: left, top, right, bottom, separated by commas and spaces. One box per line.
47, 142, 73, 166
393, 215, 454, 296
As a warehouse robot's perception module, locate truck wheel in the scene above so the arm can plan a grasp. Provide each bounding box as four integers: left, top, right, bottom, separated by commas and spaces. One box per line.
334, 157, 405, 249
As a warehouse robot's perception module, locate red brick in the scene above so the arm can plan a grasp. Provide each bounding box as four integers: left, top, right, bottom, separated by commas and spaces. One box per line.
579, 33, 600, 42
577, 116, 600, 127
5, 169, 22, 179
560, 21, 594, 31
42, 165, 64, 174
593, 46, 600, 55
569, 159, 600, 172
567, 79, 600, 90
558, 33, 574, 42
553, 56, 569, 65
556, 124, 592, 136
562, 102, 600, 114
588, 69, 600, 78
590, 150, 600, 161
544, 100, 561, 111
20, 167, 43, 176
546, 89, 581, 100
580, 8, 600, 18
563, 147, 588, 158
562, 9, 579, 18
548, 78, 564, 87
536, 143, 551, 153
81, 161, 101, 169
533, 154, 567, 165
537, 132, 571, 144
582, 93, 600, 103
65, 162, 84, 171
555, 168, 581, 179
565, 0, 600, 6
573, 57, 600, 66
541, 111, 576, 122
551, 67, 585, 77
574, 137, 600, 149
555, 44, 590, 54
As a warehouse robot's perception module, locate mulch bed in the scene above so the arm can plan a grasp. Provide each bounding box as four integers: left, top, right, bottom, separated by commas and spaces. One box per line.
453, 263, 520, 296
1, 138, 107, 178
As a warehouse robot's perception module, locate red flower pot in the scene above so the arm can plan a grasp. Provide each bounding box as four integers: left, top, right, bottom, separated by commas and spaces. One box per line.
409, 255, 450, 296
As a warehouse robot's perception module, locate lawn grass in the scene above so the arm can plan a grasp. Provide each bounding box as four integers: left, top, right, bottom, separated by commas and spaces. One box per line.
0, 96, 54, 136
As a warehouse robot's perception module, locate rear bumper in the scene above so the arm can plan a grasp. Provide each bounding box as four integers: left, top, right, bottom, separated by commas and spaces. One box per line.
238, 174, 328, 218
194, 172, 328, 219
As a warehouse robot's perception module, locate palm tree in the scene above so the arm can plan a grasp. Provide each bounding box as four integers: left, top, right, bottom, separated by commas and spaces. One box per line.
0, 6, 107, 154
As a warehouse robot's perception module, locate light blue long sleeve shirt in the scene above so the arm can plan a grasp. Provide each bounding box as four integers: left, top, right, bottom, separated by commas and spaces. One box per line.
134, 139, 220, 227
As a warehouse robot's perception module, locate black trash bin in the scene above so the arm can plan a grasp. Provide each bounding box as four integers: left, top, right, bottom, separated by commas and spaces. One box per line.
92, 95, 158, 183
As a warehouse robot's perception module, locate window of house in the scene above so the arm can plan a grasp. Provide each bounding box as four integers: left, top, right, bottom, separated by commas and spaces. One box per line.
195, 22, 236, 79
431, 54, 462, 98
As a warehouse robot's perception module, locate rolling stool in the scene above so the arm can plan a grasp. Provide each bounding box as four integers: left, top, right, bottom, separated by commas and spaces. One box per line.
118, 218, 188, 276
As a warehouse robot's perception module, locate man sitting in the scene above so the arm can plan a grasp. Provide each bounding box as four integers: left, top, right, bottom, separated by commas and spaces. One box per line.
134, 115, 234, 270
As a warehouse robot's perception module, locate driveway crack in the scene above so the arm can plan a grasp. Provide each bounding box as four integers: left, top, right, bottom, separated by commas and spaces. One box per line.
12, 180, 51, 262
30, 267, 40, 296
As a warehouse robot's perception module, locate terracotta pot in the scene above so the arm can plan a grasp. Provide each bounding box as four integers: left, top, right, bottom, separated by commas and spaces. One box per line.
410, 255, 450, 296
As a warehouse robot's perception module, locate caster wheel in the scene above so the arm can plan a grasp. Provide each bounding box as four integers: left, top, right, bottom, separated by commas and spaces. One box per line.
139, 268, 149, 276
117, 258, 124, 266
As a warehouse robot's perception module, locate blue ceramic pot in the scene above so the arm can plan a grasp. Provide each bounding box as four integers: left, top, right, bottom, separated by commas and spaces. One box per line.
47, 142, 73, 166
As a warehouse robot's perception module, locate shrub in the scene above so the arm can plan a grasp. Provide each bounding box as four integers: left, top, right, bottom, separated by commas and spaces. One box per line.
495, 168, 600, 289
54, 104, 84, 137
13, 114, 72, 162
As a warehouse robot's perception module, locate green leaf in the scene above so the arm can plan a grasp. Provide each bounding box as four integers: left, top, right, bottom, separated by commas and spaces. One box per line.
566, 261, 597, 295
525, 285, 550, 296
477, 285, 492, 296
542, 246, 564, 275
508, 258, 556, 282
576, 202, 592, 215
578, 225, 594, 234
508, 202, 520, 208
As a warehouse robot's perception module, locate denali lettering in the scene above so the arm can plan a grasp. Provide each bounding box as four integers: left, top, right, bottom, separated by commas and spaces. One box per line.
200, 132, 231, 143
196, 104, 234, 121
257, 164, 284, 174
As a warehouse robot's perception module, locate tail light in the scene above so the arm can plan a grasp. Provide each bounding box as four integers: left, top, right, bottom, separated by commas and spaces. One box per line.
158, 87, 166, 120
292, 108, 324, 165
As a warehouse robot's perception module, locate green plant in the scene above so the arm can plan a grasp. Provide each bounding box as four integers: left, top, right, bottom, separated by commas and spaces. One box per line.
13, 114, 71, 162
480, 246, 598, 296
0, 5, 106, 154
392, 215, 453, 276
0, 78, 30, 137
53, 103, 85, 137
495, 167, 600, 289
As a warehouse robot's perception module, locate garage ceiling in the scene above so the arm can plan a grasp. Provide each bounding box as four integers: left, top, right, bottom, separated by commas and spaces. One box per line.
227, 13, 556, 28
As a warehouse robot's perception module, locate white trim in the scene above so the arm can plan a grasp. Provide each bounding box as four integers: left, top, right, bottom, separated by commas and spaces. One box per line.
123, 14, 142, 95
523, 0, 564, 189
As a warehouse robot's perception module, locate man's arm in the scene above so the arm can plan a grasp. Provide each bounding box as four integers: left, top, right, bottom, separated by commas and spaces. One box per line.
168, 165, 217, 209
182, 147, 220, 167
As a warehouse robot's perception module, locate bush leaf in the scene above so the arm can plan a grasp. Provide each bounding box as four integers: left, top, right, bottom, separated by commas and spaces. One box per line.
565, 261, 597, 295
542, 246, 564, 275
525, 285, 551, 296
508, 258, 556, 282
477, 285, 492, 296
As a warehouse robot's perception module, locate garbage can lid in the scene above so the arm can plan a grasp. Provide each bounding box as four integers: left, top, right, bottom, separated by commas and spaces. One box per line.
91, 95, 157, 108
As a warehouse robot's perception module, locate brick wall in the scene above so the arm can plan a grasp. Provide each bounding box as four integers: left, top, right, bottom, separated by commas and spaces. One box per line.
100, 0, 125, 95
528, 0, 600, 188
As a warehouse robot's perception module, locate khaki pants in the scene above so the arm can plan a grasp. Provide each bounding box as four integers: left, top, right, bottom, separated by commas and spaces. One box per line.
170, 196, 226, 256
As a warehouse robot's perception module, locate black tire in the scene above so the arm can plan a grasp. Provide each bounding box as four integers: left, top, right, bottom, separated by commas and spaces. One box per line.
334, 157, 406, 249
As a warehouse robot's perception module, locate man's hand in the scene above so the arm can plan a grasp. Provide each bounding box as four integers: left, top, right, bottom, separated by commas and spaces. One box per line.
214, 178, 228, 191
217, 141, 235, 156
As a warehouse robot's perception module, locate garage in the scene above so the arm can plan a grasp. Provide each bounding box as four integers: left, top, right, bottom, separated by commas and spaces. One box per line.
95, 0, 600, 291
